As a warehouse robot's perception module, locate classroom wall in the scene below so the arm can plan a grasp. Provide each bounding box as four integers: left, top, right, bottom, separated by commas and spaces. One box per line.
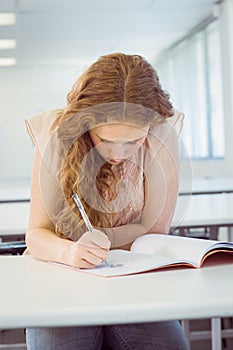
0, 66, 79, 181
0, 0, 233, 182
182, 0, 233, 178
220, 0, 233, 174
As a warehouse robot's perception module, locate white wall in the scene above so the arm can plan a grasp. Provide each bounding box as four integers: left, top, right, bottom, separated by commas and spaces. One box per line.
0, 0, 233, 183
220, 0, 233, 174
191, 0, 233, 177
0, 66, 79, 181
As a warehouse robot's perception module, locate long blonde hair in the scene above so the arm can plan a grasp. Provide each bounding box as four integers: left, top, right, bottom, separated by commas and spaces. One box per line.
53, 53, 173, 239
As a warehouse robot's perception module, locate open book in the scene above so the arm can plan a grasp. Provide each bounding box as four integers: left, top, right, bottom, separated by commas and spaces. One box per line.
50, 234, 233, 277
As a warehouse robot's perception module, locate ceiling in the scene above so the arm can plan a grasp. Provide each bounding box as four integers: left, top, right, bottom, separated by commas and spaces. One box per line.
1, 0, 216, 69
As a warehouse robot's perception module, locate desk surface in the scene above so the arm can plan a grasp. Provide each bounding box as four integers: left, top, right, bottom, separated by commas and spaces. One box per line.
0, 177, 233, 202
180, 177, 233, 195
1, 255, 233, 329
1, 193, 233, 237
0, 179, 30, 203
174, 193, 233, 228
0, 202, 29, 235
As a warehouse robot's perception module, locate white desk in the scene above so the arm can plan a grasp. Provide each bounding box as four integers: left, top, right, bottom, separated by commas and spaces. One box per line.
173, 193, 233, 240
0, 202, 29, 237
0, 180, 30, 203
1, 194, 233, 240
1, 177, 232, 201
0, 255, 233, 329
0, 187, 30, 203
180, 177, 233, 195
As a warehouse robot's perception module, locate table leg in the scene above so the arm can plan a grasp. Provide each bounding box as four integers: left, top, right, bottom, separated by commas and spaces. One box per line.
211, 317, 222, 350
181, 320, 190, 346
228, 227, 233, 242
209, 226, 219, 240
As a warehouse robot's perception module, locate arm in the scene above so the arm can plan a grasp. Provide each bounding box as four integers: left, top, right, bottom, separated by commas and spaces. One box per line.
143, 123, 180, 233
26, 146, 110, 268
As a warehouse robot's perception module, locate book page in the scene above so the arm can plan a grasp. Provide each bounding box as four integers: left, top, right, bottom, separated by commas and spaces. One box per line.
49, 250, 193, 277
74, 250, 192, 277
49, 236, 233, 277
131, 234, 221, 266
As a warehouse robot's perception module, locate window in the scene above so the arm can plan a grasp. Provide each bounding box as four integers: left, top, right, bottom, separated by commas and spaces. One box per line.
155, 20, 224, 159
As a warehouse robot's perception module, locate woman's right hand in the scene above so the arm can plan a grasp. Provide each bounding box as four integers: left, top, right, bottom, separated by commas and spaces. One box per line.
64, 229, 111, 269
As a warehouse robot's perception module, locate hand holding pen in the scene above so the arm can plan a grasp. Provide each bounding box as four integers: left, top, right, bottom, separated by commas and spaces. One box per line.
72, 193, 111, 268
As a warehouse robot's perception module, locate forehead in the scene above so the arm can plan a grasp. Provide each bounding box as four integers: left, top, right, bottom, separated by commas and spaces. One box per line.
90, 123, 149, 140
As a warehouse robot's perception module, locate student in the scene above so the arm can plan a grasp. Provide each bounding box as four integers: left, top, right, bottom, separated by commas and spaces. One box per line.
25, 53, 189, 350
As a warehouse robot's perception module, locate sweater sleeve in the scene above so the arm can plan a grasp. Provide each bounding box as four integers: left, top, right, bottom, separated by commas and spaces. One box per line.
25, 109, 60, 155
25, 109, 64, 227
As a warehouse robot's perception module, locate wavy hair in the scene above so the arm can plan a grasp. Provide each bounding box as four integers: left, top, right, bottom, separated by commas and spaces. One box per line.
53, 53, 173, 240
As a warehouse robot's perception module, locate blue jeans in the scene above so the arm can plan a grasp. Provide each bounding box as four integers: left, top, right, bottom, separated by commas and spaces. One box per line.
26, 321, 189, 349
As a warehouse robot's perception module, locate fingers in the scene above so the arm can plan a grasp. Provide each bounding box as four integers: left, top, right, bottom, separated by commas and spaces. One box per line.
65, 230, 111, 269
77, 259, 96, 269
79, 248, 107, 267
79, 229, 111, 250
79, 242, 108, 262
67, 241, 109, 269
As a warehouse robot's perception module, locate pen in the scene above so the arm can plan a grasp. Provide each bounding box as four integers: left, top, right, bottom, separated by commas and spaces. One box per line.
72, 193, 111, 266
72, 193, 93, 232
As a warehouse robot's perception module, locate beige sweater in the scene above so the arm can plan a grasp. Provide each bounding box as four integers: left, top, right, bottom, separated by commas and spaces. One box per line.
25, 109, 184, 247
